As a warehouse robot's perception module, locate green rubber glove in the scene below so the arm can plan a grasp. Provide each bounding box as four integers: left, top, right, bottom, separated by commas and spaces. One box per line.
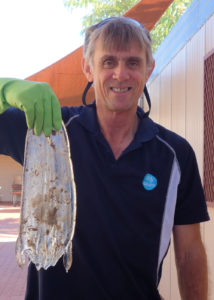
0, 78, 62, 136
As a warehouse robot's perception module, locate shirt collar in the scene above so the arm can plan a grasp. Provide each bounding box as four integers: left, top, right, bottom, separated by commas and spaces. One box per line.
77, 102, 158, 142
135, 107, 159, 143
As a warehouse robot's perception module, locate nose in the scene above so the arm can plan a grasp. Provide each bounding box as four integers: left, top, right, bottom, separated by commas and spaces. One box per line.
112, 63, 130, 82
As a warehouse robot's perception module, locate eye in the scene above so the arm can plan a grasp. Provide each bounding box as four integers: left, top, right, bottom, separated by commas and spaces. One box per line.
128, 60, 138, 68
103, 59, 115, 68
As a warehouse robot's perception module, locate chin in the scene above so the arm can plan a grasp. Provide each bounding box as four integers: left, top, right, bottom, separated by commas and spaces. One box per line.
109, 104, 134, 113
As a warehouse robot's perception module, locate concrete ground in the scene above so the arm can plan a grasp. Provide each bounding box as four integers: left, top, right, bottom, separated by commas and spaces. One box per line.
0, 203, 27, 300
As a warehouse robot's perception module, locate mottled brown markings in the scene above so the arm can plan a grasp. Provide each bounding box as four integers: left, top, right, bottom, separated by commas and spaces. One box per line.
31, 194, 42, 208
28, 227, 37, 231
49, 139, 56, 151
47, 207, 58, 225
27, 239, 35, 248
34, 170, 39, 176
66, 198, 71, 204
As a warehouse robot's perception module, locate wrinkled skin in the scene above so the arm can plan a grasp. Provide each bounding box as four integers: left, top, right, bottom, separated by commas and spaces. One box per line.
16, 124, 76, 272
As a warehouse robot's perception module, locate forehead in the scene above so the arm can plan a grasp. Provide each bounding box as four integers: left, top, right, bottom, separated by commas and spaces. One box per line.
93, 37, 146, 60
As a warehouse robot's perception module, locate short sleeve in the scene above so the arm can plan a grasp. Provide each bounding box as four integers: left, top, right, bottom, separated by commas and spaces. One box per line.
174, 144, 209, 225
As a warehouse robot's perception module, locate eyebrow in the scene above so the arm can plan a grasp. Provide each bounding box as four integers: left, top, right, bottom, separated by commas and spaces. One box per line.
100, 55, 143, 62
100, 55, 115, 61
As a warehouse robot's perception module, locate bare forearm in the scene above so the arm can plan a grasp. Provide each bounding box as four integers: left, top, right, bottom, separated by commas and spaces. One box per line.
176, 242, 208, 300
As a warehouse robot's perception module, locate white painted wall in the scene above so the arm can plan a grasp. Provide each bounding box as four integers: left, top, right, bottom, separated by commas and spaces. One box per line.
148, 13, 214, 300
0, 155, 23, 203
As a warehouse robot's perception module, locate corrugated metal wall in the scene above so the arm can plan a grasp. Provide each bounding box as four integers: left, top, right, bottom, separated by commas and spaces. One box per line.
148, 13, 214, 300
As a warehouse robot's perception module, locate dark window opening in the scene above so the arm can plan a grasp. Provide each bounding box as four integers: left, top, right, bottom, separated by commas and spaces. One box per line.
204, 49, 214, 204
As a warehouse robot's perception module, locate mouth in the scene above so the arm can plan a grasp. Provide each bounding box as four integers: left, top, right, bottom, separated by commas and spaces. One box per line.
110, 87, 131, 93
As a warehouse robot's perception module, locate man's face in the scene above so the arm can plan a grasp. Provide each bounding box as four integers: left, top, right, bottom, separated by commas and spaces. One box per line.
84, 38, 151, 114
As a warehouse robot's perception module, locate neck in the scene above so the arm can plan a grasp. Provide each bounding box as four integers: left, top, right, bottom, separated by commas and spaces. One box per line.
97, 107, 139, 159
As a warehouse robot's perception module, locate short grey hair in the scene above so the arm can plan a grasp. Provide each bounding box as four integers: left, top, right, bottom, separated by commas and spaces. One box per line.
83, 17, 153, 69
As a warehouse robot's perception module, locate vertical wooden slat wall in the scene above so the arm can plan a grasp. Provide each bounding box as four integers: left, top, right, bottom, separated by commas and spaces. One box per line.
171, 47, 186, 138
148, 13, 214, 300
148, 76, 160, 123
160, 64, 172, 129
186, 26, 205, 176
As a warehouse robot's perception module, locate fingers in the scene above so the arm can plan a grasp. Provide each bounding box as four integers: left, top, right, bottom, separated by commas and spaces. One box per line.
22, 83, 61, 136
34, 90, 61, 136
52, 94, 62, 131
23, 104, 35, 131
34, 99, 45, 136
43, 96, 53, 137
21, 99, 44, 136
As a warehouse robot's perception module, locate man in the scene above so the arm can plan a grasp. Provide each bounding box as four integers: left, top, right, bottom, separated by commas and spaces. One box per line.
0, 17, 209, 300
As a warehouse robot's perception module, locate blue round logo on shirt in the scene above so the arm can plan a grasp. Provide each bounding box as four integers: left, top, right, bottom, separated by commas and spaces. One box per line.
142, 173, 157, 191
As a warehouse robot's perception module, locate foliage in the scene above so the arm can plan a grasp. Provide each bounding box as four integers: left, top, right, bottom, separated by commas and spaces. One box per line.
64, 0, 193, 52
64, 0, 139, 33
151, 0, 193, 52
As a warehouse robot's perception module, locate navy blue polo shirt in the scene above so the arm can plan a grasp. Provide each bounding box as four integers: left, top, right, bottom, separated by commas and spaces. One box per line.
0, 104, 209, 300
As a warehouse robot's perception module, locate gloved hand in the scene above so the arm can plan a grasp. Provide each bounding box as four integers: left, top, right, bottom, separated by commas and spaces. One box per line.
0, 78, 62, 136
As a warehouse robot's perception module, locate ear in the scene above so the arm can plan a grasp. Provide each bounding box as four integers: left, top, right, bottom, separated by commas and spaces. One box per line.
82, 58, 94, 82
146, 59, 155, 82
